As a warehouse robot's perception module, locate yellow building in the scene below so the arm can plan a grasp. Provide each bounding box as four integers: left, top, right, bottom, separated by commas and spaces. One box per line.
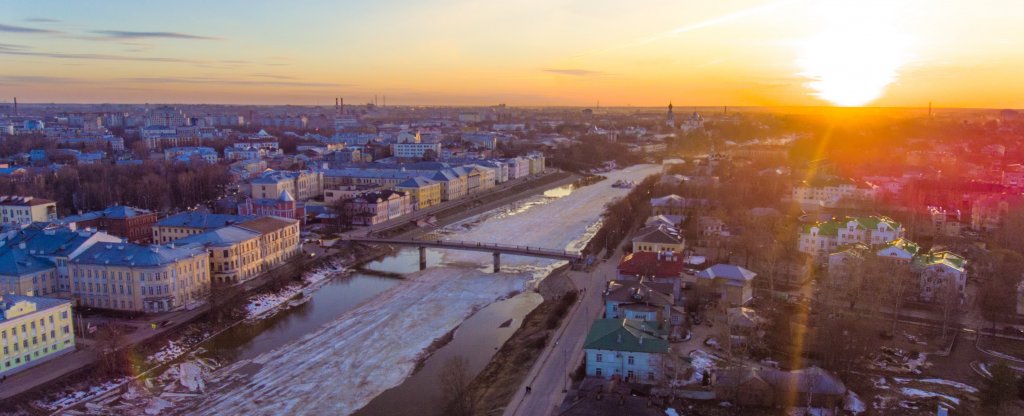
175, 226, 263, 285
152, 213, 255, 244
0, 294, 75, 376
236, 216, 301, 272
395, 176, 443, 209
69, 243, 210, 313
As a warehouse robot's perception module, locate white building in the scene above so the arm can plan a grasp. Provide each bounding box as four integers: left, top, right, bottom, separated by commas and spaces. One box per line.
916, 251, 968, 304
0, 196, 57, 226
798, 216, 903, 257
391, 142, 442, 159
791, 178, 877, 208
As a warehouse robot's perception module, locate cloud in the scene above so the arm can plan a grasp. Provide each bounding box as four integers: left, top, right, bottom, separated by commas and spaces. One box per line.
0, 23, 62, 34
0, 49, 199, 63
90, 30, 219, 40
0, 43, 29, 51
119, 76, 346, 88
0, 75, 81, 85
24, 18, 60, 23
543, 68, 605, 77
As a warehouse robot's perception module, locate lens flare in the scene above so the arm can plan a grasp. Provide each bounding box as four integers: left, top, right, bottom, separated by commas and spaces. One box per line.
797, 1, 914, 106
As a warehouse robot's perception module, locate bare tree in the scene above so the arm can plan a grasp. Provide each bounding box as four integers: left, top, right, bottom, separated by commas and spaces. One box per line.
438, 355, 477, 416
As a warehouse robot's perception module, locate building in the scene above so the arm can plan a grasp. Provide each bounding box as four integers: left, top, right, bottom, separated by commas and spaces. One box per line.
238, 190, 303, 221
163, 147, 218, 164
915, 250, 967, 304
604, 279, 683, 326
342, 190, 413, 226
394, 176, 443, 210
926, 206, 961, 237
61, 205, 157, 243
798, 216, 904, 257
665, 102, 675, 128
0, 226, 123, 297
631, 224, 684, 253
391, 142, 441, 159
249, 170, 324, 201
791, 178, 876, 208
650, 195, 687, 216
323, 184, 382, 205
70, 243, 210, 313
0, 294, 75, 377
235, 216, 301, 271
695, 264, 756, 306
584, 318, 669, 384
0, 196, 57, 226
715, 366, 846, 409
153, 212, 255, 244
176, 226, 262, 285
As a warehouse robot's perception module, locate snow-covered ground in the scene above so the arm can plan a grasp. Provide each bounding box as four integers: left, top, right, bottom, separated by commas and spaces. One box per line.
893, 377, 978, 394
899, 387, 960, 405
174, 165, 661, 415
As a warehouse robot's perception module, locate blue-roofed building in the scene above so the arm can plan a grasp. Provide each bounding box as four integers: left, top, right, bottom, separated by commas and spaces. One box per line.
164, 147, 218, 164
177, 226, 262, 284
0, 294, 75, 376
70, 242, 210, 313
0, 226, 123, 297
153, 212, 255, 244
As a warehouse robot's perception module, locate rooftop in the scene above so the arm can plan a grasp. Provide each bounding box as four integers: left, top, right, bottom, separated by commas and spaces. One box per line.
72, 242, 206, 267
237, 216, 298, 234
157, 212, 256, 229
583, 318, 669, 354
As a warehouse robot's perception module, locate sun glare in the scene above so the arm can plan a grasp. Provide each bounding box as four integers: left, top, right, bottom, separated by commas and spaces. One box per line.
797, 1, 914, 106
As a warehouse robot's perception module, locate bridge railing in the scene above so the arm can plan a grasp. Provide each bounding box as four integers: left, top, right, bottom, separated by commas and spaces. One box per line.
347, 236, 582, 258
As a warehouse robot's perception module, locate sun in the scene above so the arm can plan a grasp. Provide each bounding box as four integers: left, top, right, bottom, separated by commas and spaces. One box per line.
797, 1, 914, 107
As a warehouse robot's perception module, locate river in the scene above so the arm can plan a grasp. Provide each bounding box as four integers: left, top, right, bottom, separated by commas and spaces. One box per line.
153, 164, 661, 415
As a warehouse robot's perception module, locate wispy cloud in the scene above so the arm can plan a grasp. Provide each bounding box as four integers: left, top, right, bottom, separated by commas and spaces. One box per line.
24, 18, 60, 23
0, 49, 199, 63
90, 30, 219, 40
0, 43, 29, 51
0, 23, 62, 34
120, 76, 345, 88
0, 75, 81, 85
543, 68, 605, 77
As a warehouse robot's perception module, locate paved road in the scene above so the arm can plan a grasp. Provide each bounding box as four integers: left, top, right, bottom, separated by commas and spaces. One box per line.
504, 247, 623, 416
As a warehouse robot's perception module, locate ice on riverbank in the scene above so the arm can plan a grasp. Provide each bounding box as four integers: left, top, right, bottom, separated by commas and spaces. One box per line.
187, 267, 531, 415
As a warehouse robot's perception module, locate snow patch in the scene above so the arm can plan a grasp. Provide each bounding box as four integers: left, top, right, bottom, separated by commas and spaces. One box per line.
900, 387, 960, 405
845, 391, 866, 414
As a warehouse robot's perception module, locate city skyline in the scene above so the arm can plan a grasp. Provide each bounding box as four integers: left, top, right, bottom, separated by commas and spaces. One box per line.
3, 0, 1024, 108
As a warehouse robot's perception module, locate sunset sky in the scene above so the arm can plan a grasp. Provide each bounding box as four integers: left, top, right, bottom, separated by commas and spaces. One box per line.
2, 0, 1023, 107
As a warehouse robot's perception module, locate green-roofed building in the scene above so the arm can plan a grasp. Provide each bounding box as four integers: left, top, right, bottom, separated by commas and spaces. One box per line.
798, 216, 904, 257
915, 250, 968, 304
584, 318, 670, 384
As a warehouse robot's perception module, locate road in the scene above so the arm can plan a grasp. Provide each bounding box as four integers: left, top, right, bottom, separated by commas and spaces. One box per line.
504, 247, 624, 416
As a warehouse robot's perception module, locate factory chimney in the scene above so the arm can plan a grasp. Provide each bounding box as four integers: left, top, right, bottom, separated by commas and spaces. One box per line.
13, 97, 17, 116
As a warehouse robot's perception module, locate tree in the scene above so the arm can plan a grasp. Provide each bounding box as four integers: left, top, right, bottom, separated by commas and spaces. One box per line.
438, 355, 477, 416
982, 361, 1019, 411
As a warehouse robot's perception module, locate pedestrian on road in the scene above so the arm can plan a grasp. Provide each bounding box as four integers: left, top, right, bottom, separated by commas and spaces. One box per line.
526, 386, 531, 394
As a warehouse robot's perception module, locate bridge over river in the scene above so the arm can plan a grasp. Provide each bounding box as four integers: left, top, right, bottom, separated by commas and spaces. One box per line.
344, 236, 583, 272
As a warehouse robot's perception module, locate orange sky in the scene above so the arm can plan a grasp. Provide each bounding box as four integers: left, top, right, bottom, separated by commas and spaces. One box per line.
2, 0, 1024, 107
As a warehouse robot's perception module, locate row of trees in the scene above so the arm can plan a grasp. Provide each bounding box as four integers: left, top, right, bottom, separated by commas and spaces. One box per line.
0, 160, 232, 215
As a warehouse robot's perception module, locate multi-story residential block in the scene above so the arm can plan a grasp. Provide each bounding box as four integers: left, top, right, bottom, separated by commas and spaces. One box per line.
791, 177, 877, 208
926, 206, 962, 237
584, 319, 669, 384
62, 205, 157, 243
395, 177, 442, 209
0, 196, 57, 226
70, 243, 210, 313
176, 226, 263, 285
391, 142, 441, 159
0, 226, 123, 297
153, 213, 255, 244
249, 170, 324, 201
798, 216, 903, 257
163, 147, 218, 164
0, 295, 75, 376
916, 250, 967, 304
342, 191, 413, 226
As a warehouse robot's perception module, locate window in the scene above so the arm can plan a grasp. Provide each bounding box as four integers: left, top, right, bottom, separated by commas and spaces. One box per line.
627, 356, 635, 365
595, 353, 602, 363
595, 367, 602, 377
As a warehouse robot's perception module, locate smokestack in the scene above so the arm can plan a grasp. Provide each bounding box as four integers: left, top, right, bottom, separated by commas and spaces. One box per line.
340, 97, 344, 115
13, 97, 17, 116
335, 98, 339, 114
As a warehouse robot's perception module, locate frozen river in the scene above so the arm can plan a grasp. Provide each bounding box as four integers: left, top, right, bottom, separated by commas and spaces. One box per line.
178, 165, 661, 416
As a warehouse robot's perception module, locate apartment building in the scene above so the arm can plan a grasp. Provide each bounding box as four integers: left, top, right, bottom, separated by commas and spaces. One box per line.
0, 295, 75, 377
0, 196, 57, 226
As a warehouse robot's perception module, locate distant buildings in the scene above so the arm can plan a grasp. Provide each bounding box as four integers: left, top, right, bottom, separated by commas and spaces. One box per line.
694, 263, 756, 306
176, 216, 300, 285
249, 170, 324, 201
342, 190, 413, 226
391, 142, 441, 159
791, 177, 876, 208
0, 294, 76, 377
0, 196, 57, 226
